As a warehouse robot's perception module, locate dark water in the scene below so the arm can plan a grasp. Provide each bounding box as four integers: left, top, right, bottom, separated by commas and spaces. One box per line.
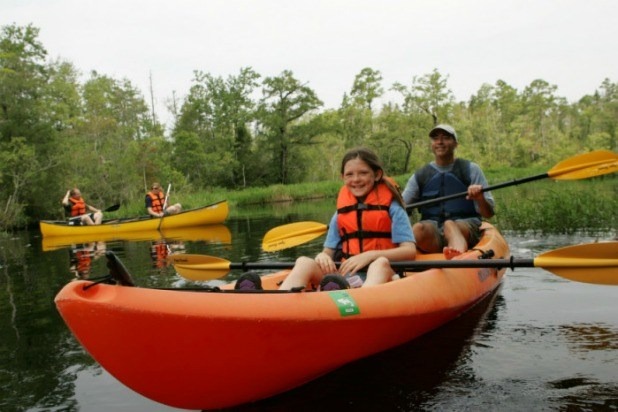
1, 202, 616, 411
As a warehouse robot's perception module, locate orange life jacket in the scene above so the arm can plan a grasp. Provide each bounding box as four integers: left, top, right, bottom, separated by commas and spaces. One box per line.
69, 197, 87, 217
336, 182, 396, 258
76, 250, 92, 276
147, 191, 165, 214
151, 242, 168, 268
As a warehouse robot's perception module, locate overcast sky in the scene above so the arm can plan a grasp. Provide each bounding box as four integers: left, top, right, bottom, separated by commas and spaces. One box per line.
4, 0, 617, 126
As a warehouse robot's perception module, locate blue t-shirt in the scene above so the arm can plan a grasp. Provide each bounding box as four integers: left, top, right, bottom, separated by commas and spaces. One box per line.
323, 201, 415, 249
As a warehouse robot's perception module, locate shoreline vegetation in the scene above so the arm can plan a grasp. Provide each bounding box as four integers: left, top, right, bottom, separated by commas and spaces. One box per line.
2, 24, 615, 233
36, 166, 614, 236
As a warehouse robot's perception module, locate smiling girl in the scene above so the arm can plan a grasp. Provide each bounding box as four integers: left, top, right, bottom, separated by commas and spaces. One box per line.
268, 147, 417, 291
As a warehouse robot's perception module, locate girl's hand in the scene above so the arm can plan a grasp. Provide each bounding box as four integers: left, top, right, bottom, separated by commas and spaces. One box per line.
338, 252, 376, 276
314, 252, 336, 274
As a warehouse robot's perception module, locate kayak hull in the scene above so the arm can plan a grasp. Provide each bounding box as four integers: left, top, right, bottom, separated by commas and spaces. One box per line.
41, 224, 232, 251
40, 200, 228, 237
55, 223, 509, 410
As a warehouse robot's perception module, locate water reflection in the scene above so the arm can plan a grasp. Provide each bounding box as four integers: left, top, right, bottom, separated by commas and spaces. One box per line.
1, 215, 616, 411
560, 323, 618, 353
46, 224, 232, 278
150, 239, 186, 270
41, 224, 231, 252
235, 288, 505, 411
69, 241, 106, 278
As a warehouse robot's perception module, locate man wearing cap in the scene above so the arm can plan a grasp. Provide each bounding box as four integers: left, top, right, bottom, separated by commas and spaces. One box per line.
402, 124, 495, 259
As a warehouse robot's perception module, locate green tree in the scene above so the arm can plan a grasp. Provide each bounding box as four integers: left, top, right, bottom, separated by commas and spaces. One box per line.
390, 69, 455, 174
350, 67, 383, 111
392, 68, 455, 125
0, 24, 65, 225
256, 70, 323, 184
173, 67, 260, 188
338, 68, 384, 148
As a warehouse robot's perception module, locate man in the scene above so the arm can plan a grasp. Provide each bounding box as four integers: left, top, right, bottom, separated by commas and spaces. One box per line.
62, 188, 103, 225
402, 124, 494, 259
146, 182, 182, 217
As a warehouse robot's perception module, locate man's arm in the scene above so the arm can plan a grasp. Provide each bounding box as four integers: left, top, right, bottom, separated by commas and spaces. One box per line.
468, 163, 495, 218
401, 174, 419, 205
62, 190, 71, 207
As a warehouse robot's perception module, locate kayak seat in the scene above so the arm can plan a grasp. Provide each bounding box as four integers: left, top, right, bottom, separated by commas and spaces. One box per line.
319, 274, 350, 291
234, 272, 263, 290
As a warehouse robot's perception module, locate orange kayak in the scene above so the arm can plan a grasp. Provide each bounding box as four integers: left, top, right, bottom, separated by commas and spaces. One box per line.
55, 223, 509, 410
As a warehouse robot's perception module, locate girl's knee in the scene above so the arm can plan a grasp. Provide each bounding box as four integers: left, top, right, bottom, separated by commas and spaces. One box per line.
295, 256, 314, 266
371, 256, 390, 269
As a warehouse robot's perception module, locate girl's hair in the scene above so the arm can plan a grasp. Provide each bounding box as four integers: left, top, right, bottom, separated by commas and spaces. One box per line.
340, 147, 405, 206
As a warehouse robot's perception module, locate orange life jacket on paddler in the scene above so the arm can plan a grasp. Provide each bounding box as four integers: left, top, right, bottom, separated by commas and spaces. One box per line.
336, 182, 396, 259
147, 191, 165, 214
68, 197, 87, 217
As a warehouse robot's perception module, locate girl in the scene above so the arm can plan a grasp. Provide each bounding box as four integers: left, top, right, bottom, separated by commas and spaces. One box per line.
237, 147, 416, 291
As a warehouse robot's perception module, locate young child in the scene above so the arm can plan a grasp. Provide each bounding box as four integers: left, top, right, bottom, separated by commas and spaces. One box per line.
236, 147, 416, 291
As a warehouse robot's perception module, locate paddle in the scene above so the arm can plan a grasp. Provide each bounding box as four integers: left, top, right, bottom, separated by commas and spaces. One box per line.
261, 151, 617, 252
104, 204, 121, 213
157, 183, 172, 231
169, 241, 618, 285
406, 150, 617, 210
262, 221, 328, 252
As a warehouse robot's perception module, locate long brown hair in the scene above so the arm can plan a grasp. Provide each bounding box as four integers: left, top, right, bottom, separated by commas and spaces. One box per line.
340, 147, 405, 206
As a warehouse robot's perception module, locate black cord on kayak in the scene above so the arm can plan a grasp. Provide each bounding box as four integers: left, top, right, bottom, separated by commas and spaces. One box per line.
82, 274, 114, 290
473, 249, 495, 259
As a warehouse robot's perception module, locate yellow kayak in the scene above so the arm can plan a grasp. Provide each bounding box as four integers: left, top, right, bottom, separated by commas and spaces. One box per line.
41, 223, 232, 251
40, 200, 228, 237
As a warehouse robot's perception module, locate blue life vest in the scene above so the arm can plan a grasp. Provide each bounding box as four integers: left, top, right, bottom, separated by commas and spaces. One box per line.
415, 158, 480, 223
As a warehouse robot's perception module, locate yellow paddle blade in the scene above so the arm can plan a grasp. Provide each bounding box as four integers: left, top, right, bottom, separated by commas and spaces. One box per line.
262, 221, 328, 252
168, 254, 232, 280
548, 150, 618, 180
534, 241, 618, 285
167, 253, 219, 265
174, 264, 230, 281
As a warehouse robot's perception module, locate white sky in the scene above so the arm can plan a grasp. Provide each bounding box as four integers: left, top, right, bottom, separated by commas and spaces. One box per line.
4, 0, 617, 127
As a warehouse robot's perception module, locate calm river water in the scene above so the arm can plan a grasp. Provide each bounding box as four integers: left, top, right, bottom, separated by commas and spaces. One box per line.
1, 200, 616, 411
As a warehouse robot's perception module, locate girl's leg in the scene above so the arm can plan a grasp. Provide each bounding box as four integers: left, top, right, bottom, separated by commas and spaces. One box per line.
279, 256, 322, 290
363, 257, 395, 287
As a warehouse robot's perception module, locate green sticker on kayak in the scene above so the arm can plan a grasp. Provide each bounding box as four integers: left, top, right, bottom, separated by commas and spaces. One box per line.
328, 291, 360, 317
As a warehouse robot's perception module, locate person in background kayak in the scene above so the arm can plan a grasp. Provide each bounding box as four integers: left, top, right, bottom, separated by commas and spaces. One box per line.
237, 147, 417, 291
62, 188, 103, 225
402, 124, 495, 260
146, 182, 182, 218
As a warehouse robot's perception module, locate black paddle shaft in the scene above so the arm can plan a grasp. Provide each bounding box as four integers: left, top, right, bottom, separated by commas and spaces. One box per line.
405, 172, 548, 211
229, 257, 533, 272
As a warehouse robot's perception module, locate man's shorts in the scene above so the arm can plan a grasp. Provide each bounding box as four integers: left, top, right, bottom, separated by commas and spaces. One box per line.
68, 213, 96, 226
422, 218, 482, 250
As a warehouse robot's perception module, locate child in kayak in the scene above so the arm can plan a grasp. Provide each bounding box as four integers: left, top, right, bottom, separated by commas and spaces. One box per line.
236, 147, 416, 291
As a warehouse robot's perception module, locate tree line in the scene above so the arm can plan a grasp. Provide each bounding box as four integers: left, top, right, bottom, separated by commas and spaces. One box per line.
0, 23, 616, 229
